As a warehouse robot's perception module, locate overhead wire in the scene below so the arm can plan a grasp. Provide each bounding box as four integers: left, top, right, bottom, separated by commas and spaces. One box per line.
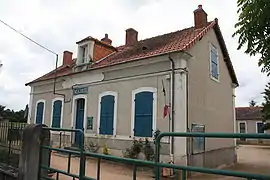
0, 19, 57, 55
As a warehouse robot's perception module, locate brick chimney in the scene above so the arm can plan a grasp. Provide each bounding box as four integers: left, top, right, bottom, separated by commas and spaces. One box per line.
101, 33, 112, 45
194, 5, 208, 29
125, 28, 138, 46
63, 51, 73, 65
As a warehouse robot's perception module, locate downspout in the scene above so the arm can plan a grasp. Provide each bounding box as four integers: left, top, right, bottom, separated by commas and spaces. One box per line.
168, 56, 175, 163
168, 55, 189, 165
53, 54, 70, 103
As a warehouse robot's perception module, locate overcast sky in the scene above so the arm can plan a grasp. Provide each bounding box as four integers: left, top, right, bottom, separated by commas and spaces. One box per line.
0, 0, 269, 110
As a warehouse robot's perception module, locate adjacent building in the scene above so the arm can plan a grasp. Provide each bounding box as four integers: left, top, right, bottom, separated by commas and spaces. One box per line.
236, 106, 270, 144
26, 5, 238, 168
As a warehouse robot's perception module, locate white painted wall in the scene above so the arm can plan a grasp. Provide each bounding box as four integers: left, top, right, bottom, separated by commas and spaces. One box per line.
27, 87, 34, 124
173, 57, 188, 161
62, 73, 104, 89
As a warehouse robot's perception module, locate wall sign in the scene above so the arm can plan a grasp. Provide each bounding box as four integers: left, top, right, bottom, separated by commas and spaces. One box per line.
191, 123, 205, 154
73, 87, 88, 95
86, 116, 93, 130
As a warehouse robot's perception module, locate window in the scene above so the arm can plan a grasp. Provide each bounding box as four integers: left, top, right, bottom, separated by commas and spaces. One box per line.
239, 121, 246, 141
81, 45, 88, 63
210, 44, 219, 80
51, 99, 63, 128
35, 100, 45, 124
98, 92, 117, 135
256, 122, 264, 133
132, 87, 157, 137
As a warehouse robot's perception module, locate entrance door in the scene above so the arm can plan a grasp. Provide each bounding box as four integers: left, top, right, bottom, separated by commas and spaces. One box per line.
75, 98, 85, 145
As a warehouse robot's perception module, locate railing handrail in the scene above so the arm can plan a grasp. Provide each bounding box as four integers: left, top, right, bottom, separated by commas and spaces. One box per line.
39, 129, 270, 180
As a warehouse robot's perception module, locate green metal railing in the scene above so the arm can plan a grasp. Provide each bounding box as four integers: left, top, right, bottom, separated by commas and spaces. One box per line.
38, 128, 270, 180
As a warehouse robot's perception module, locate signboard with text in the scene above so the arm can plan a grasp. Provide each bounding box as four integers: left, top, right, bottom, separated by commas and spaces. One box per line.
73, 87, 88, 95
191, 124, 205, 154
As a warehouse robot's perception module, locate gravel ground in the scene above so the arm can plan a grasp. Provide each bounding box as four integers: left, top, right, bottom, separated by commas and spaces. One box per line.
50, 145, 270, 180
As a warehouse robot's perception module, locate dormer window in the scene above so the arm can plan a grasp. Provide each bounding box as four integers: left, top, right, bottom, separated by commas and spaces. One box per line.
76, 37, 94, 66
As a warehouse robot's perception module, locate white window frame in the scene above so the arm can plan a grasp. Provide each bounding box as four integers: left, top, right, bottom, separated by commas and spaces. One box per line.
256, 121, 264, 133
209, 43, 220, 81
97, 91, 118, 136
81, 45, 88, 63
77, 40, 94, 65
238, 121, 247, 133
131, 87, 157, 138
71, 94, 88, 131
34, 99, 46, 125
50, 97, 64, 129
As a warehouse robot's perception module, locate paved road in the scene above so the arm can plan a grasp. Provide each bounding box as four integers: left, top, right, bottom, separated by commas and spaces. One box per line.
50, 145, 270, 180
192, 145, 270, 180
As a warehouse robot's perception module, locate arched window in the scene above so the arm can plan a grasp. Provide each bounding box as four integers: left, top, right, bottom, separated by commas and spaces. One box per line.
98, 91, 118, 135
35, 100, 45, 124
132, 87, 157, 137
51, 98, 63, 128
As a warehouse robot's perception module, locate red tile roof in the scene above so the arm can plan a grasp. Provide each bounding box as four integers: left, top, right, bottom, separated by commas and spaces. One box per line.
26, 19, 238, 86
236, 107, 262, 120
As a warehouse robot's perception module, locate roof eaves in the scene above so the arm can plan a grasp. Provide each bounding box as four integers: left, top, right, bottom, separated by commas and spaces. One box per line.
212, 18, 239, 86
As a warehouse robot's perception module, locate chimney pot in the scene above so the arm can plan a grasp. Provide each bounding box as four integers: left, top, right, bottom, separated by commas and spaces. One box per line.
63, 51, 73, 65
125, 28, 138, 46
101, 33, 112, 45
194, 4, 208, 29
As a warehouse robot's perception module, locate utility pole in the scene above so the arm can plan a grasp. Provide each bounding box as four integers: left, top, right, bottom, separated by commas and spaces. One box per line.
0, 60, 3, 73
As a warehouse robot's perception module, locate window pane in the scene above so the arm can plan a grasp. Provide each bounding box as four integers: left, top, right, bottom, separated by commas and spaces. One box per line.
239, 123, 246, 133
211, 62, 218, 79
211, 48, 218, 64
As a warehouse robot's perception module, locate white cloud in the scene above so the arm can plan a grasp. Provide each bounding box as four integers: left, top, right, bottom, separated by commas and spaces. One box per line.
0, 0, 268, 110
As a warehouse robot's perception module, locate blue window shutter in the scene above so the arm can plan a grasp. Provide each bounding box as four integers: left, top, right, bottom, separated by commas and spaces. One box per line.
99, 95, 115, 135
52, 100, 62, 128
36, 102, 44, 124
211, 45, 219, 79
134, 91, 153, 137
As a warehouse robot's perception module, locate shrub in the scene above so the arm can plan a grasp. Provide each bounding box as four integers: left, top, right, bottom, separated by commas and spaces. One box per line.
102, 145, 109, 155
85, 141, 99, 153
124, 138, 155, 161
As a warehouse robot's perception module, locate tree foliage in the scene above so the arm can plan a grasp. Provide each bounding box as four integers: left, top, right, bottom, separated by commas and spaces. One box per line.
261, 82, 270, 130
249, 100, 257, 107
0, 105, 27, 123
233, 0, 270, 74
261, 82, 270, 121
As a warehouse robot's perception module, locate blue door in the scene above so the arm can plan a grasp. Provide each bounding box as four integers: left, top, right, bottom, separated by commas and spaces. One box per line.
52, 100, 62, 128
134, 91, 153, 137
36, 102, 44, 124
75, 98, 85, 145
99, 95, 115, 135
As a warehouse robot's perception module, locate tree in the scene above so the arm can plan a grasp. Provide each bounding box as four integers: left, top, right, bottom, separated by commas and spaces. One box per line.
0, 105, 27, 123
233, 0, 270, 74
261, 82, 270, 130
249, 100, 257, 107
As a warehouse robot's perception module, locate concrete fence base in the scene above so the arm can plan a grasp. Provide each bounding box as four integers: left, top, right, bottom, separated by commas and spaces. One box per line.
17, 124, 50, 180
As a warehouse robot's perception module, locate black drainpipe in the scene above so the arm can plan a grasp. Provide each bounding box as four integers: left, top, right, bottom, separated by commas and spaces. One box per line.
53, 54, 70, 103
168, 56, 175, 158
